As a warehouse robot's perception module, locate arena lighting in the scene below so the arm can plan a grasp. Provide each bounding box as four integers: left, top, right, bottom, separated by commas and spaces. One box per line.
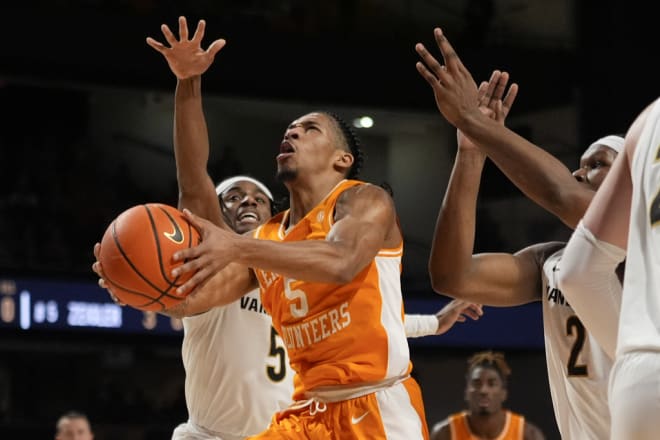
352, 116, 374, 128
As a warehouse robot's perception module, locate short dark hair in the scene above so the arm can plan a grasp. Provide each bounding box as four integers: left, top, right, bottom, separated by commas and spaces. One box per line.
466, 350, 512, 386
322, 111, 364, 179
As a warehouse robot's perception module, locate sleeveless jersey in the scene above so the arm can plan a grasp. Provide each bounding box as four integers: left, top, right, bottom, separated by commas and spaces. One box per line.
619, 98, 660, 355
541, 247, 612, 439
181, 288, 294, 437
447, 410, 524, 440
253, 179, 411, 398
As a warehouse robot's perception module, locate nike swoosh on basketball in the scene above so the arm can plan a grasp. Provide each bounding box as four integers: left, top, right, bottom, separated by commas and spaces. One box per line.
162, 210, 184, 244
351, 411, 370, 425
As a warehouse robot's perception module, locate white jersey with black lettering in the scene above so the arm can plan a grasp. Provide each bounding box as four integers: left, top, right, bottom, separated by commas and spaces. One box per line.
619, 98, 660, 356
178, 288, 294, 438
541, 247, 612, 439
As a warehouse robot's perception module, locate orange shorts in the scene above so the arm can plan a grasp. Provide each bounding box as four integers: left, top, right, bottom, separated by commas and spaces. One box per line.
248, 377, 429, 440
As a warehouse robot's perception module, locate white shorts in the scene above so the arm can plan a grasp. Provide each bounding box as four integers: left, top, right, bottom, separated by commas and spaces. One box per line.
609, 351, 660, 440
171, 421, 245, 440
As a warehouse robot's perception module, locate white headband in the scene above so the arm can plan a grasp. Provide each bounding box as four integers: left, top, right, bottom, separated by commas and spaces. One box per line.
215, 175, 274, 200
584, 135, 625, 157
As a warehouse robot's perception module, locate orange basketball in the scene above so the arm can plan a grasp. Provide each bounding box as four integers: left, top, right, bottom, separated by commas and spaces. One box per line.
98, 203, 201, 311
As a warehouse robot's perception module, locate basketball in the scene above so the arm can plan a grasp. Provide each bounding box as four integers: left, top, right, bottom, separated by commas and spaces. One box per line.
98, 203, 202, 311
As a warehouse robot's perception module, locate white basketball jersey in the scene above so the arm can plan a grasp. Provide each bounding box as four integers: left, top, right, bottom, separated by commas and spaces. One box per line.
181, 288, 294, 437
542, 248, 612, 439
619, 98, 660, 356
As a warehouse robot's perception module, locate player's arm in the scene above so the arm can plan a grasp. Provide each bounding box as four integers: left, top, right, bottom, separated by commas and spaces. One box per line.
170, 184, 398, 293
428, 142, 542, 306
430, 419, 451, 440
416, 27, 593, 229
147, 16, 227, 227
523, 420, 546, 440
163, 264, 257, 318
404, 300, 483, 338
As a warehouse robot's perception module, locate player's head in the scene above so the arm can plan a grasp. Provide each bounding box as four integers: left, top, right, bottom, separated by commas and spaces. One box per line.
216, 176, 274, 234
55, 411, 94, 440
276, 111, 363, 183
464, 350, 511, 416
572, 135, 624, 191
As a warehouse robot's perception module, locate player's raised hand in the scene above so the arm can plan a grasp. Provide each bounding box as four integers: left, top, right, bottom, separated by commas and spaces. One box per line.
146, 16, 226, 79
171, 209, 239, 295
415, 28, 481, 128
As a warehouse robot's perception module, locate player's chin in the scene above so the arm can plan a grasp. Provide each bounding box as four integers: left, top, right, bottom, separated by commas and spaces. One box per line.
276, 167, 297, 182
234, 219, 260, 234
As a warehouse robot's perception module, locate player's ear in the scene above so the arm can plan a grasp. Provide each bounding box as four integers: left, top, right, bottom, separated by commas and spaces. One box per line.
334, 150, 354, 175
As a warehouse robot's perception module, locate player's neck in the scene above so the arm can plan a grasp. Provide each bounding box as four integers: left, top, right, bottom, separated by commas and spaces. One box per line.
466, 410, 507, 439
286, 174, 345, 224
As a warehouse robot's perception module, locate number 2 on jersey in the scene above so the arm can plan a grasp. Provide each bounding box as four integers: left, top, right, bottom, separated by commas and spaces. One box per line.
566, 315, 588, 376
267, 326, 287, 382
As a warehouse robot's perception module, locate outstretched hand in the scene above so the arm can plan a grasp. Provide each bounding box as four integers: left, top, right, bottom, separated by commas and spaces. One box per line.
416, 28, 518, 131
435, 299, 483, 335
457, 70, 519, 151
171, 209, 240, 295
146, 16, 226, 79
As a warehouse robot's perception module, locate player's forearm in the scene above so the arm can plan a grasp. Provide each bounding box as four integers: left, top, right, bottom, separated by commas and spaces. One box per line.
429, 149, 485, 294
234, 236, 366, 284
174, 76, 212, 194
164, 262, 255, 318
460, 112, 590, 228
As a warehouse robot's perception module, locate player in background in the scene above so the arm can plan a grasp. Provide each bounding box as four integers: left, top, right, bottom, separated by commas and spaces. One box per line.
415, 27, 622, 439
431, 351, 545, 440
54, 411, 94, 440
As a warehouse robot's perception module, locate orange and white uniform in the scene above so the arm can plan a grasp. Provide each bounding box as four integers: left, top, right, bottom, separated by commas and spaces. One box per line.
447, 411, 525, 440
251, 179, 428, 439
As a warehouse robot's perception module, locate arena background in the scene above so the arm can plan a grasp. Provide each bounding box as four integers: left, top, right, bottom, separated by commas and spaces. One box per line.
0, 1, 656, 438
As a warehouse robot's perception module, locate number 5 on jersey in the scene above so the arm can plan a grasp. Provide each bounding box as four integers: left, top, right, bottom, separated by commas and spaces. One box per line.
284, 278, 309, 318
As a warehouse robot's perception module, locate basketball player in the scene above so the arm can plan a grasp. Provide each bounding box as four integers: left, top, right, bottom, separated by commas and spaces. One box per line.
558, 98, 660, 439
415, 28, 623, 438
171, 175, 296, 440
431, 351, 545, 440
55, 411, 94, 440
139, 15, 467, 439
94, 16, 484, 440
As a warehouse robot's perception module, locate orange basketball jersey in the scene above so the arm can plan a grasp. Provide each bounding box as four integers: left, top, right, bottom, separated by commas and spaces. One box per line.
448, 411, 525, 440
253, 179, 411, 398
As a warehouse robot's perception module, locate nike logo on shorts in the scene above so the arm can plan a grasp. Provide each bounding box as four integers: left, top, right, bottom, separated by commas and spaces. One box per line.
351, 411, 370, 425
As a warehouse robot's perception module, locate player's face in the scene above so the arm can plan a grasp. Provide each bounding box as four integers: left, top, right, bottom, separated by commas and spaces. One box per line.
465, 366, 507, 416
572, 145, 618, 191
276, 112, 346, 182
220, 181, 272, 234
56, 418, 94, 440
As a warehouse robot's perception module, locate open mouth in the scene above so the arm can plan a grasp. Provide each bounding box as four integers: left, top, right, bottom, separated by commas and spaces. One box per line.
277, 141, 295, 160
238, 212, 259, 222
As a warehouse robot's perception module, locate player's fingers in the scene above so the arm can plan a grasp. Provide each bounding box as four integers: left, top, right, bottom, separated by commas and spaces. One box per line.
178, 16, 189, 40
176, 266, 211, 296
146, 37, 167, 54
456, 315, 466, 322
491, 71, 508, 104
93, 242, 101, 259
92, 261, 104, 277
181, 208, 210, 238
206, 38, 227, 57
433, 28, 462, 73
415, 43, 448, 82
502, 83, 519, 117
477, 81, 489, 104
191, 18, 205, 43
160, 24, 178, 46
481, 70, 500, 106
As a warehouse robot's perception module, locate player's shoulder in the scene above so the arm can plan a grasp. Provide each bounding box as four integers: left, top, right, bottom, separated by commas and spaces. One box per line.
429, 416, 453, 440
337, 180, 394, 208
516, 241, 565, 265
